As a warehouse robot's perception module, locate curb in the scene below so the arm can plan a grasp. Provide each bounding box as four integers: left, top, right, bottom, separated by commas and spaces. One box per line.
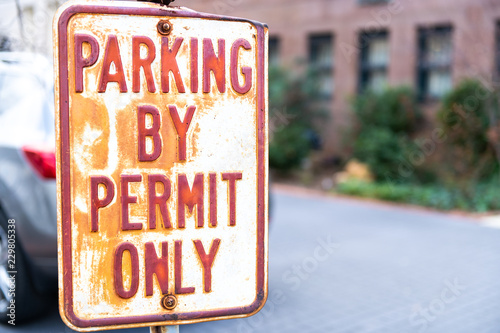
271, 183, 493, 223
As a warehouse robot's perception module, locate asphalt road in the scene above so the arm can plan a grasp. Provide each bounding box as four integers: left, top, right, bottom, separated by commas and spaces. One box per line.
2, 186, 500, 333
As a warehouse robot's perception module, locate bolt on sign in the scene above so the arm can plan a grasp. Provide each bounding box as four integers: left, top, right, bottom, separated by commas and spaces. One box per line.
53, 1, 268, 331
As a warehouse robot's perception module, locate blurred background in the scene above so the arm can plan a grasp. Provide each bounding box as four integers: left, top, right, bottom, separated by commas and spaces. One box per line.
1, 0, 500, 332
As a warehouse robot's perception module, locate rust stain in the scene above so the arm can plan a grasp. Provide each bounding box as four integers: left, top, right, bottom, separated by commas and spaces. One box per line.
190, 123, 201, 158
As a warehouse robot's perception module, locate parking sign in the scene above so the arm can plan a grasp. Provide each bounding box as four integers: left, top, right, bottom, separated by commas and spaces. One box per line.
54, 1, 268, 331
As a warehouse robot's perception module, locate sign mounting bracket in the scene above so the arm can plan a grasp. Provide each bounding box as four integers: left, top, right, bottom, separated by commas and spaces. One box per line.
138, 0, 176, 6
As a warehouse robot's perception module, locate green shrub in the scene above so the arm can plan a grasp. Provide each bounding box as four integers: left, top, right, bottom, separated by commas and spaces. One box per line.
352, 87, 421, 133
437, 79, 499, 181
269, 123, 312, 170
269, 66, 326, 170
336, 179, 500, 212
353, 127, 416, 181
343, 80, 500, 211
350, 87, 422, 182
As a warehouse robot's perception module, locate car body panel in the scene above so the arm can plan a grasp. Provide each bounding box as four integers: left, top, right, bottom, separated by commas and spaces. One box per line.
0, 52, 58, 291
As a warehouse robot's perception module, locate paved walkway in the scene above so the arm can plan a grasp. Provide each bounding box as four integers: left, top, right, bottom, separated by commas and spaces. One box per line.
182, 187, 500, 333
6, 187, 500, 333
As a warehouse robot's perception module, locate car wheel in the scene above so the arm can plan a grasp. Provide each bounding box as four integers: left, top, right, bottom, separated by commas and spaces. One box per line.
0, 208, 46, 324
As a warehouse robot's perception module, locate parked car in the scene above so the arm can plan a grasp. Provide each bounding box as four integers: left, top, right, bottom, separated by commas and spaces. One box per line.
0, 52, 57, 323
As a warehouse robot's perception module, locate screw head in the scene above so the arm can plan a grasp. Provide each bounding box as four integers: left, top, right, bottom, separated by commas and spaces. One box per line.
157, 20, 172, 35
161, 294, 177, 310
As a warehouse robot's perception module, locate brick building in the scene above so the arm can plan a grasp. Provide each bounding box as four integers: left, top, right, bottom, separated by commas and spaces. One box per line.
176, 0, 500, 157
4, 0, 499, 156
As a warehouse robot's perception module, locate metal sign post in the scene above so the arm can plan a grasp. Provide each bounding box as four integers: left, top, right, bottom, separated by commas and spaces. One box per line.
151, 326, 179, 333
54, 0, 268, 331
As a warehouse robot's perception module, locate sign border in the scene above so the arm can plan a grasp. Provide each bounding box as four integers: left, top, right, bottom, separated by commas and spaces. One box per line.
56, 2, 267, 330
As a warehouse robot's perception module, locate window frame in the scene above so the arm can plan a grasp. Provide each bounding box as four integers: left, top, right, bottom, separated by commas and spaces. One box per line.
416, 25, 454, 101
308, 33, 334, 100
358, 30, 390, 94
495, 21, 500, 84
358, 0, 390, 5
269, 36, 280, 67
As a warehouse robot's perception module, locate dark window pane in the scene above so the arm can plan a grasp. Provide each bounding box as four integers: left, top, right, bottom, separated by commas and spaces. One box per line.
359, 30, 389, 93
495, 22, 500, 83
368, 38, 389, 66
309, 34, 333, 99
425, 33, 452, 66
269, 36, 280, 66
428, 69, 452, 98
310, 34, 333, 67
358, 0, 390, 5
417, 26, 453, 100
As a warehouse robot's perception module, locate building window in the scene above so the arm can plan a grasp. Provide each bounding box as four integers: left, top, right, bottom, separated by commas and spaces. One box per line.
417, 26, 453, 101
359, 30, 389, 93
269, 36, 280, 66
358, 0, 389, 5
495, 22, 500, 83
309, 33, 334, 99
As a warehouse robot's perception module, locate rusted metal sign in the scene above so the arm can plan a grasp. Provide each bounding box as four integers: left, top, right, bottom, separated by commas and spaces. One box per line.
54, 1, 268, 331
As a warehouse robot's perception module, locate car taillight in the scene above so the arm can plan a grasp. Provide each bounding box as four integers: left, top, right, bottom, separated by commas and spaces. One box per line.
22, 146, 56, 179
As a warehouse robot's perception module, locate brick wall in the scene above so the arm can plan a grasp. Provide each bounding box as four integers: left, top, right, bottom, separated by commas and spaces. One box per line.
174, 0, 500, 157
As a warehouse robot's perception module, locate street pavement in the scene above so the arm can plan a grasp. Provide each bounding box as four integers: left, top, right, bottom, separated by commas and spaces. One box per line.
4, 186, 500, 333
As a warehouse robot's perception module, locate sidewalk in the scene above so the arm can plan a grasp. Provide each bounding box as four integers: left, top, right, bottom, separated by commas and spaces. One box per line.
182, 187, 500, 333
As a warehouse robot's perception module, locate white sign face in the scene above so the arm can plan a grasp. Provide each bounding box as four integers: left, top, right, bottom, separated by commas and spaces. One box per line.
54, 1, 268, 331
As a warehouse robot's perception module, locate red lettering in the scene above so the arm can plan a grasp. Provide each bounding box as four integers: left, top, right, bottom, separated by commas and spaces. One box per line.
137, 105, 162, 162
161, 37, 186, 93
90, 176, 115, 232
177, 173, 204, 228
169, 105, 196, 162
203, 39, 226, 93
222, 173, 242, 226
230, 38, 252, 94
209, 173, 217, 227
132, 36, 156, 93
190, 38, 198, 93
98, 35, 127, 93
121, 175, 143, 231
145, 242, 169, 296
148, 174, 171, 229
74, 34, 99, 93
175, 240, 195, 294
193, 239, 221, 293
114, 242, 139, 299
